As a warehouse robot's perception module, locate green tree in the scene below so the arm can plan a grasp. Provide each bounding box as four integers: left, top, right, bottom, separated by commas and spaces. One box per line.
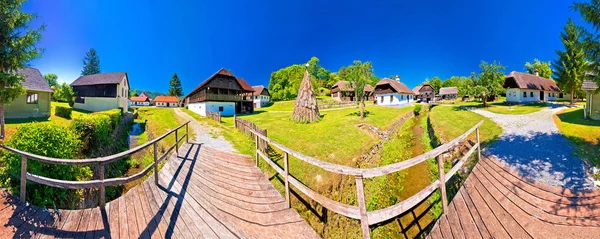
473, 61, 506, 107
54, 83, 75, 106
346, 60, 372, 119
168, 73, 183, 97
268, 62, 307, 101
524, 59, 553, 79
429, 76, 443, 93
131, 92, 139, 97
81, 48, 101, 76
0, 0, 45, 138
552, 18, 587, 105
44, 73, 58, 87
573, 1, 600, 85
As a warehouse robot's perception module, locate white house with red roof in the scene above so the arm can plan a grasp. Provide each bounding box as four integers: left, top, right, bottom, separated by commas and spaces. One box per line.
503, 70, 560, 103
374, 76, 415, 106
154, 95, 179, 107
182, 68, 254, 116
251, 85, 270, 108
130, 95, 151, 106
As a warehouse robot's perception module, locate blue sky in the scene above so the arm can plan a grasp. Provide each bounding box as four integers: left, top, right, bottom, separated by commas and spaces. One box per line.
24, 0, 584, 94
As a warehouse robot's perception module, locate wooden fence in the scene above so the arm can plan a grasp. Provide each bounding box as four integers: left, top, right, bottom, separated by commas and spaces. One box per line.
207, 111, 221, 123
0, 121, 190, 208
317, 101, 355, 109
244, 119, 483, 239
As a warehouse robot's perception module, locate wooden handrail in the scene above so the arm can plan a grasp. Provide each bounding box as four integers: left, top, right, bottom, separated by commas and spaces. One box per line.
245, 118, 484, 239
2, 121, 190, 206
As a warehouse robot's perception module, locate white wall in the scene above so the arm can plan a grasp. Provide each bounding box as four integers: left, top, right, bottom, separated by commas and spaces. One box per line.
375, 93, 414, 106
253, 95, 270, 108
131, 101, 150, 106
155, 102, 178, 107
74, 97, 120, 112
188, 102, 236, 116
506, 88, 558, 103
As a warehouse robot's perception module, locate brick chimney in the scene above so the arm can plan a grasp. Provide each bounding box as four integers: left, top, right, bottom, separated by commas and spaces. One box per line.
534, 69, 539, 76
396, 75, 400, 82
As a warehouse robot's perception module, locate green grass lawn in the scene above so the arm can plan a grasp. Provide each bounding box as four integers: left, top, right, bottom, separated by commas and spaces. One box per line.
554, 108, 600, 167
453, 96, 548, 115
429, 105, 502, 145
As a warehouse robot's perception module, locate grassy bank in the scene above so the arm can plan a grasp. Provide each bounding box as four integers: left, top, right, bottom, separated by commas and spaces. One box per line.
450, 97, 548, 115
554, 108, 600, 167
429, 106, 502, 145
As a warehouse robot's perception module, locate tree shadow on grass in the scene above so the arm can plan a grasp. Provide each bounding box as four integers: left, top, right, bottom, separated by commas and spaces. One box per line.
346, 110, 371, 117
556, 108, 600, 127
5, 117, 51, 124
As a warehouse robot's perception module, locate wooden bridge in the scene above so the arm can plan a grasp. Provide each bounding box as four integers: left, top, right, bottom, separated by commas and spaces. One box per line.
2, 118, 600, 238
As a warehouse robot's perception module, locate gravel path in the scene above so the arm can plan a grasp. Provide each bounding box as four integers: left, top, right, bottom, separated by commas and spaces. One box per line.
174, 108, 237, 153
466, 104, 596, 191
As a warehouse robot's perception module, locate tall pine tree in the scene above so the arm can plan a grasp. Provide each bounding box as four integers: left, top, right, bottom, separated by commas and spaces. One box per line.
168, 73, 183, 97
0, 0, 45, 138
81, 48, 101, 76
552, 18, 587, 105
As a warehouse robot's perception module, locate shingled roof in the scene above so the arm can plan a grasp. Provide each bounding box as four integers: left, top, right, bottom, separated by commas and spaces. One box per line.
71, 72, 127, 86
331, 81, 353, 91
185, 68, 254, 98
582, 80, 598, 90
503, 71, 560, 91
364, 84, 374, 92
376, 78, 414, 94
439, 87, 458, 95
15, 68, 52, 92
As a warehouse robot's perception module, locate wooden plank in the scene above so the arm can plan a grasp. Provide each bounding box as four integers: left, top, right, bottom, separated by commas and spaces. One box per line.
445, 198, 465, 238
355, 176, 370, 239
428, 224, 443, 239
74, 208, 93, 239
462, 180, 510, 239
437, 215, 454, 239
125, 190, 141, 238
141, 181, 170, 239
135, 185, 163, 239
117, 194, 129, 239
29, 208, 53, 238
451, 192, 481, 239
56, 209, 84, 238
130, 186, 151, 239
108, 199, 120, 239
39, 210, 72, 239
84, 207, 100, 239
147, 177, 187, 238
459, 187, 491, 239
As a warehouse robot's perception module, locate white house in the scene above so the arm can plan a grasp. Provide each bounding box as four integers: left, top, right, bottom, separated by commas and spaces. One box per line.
252, 85, 271, 108
374, 77, 415, 106
503, 70, 560, 103
130, 95, 151, 106
182, 68, 254, 116
71, 72, 129, 112
154, 95, 179, 107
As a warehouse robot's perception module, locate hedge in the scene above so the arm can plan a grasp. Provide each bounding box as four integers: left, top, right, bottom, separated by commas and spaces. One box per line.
1, 123, 91, 208
55, 106, 72, 119
94, 109, 122, 129
71, 114, 112, 155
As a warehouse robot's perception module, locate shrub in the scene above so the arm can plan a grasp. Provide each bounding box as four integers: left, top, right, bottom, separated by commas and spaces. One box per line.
72, 114, 111, 155
1, 123, 91, 208
414, 104, 423, 115
55, 106, 72, 119
94, 109, 122, 129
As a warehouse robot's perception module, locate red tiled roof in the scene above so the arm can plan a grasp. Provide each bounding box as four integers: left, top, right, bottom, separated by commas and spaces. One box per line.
503, 71, 560, 91
375, 78, 414, 94
154, 95, 179, 103
236, 77, 254, 92
252, 85, 270, 96
130, 96, 150, 102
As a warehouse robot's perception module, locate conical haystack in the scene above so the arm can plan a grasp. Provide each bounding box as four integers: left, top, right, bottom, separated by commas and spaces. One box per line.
292, 69, 320, 122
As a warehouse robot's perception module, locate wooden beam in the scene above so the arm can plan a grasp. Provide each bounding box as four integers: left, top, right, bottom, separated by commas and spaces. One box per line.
98, 163, 105, 208
437, 155, 448, 214
154, 142, 158, 186
355, 176, 370, 239
284, 152, 290, 208
20, 156, 27, 203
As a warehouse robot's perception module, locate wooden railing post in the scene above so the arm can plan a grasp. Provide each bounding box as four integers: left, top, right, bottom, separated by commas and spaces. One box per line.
186, 122, 189, 143
234, 115, 237, 128
175, 128, 179, 156
437, 155, 448, 214
284, 152, 290, 208
355, 175, 370, 239
98, 163, 105, 208
20, 156, 27, 203
476, 127, 481, 161
254, 133, 259, 167
154, 141, 159, 185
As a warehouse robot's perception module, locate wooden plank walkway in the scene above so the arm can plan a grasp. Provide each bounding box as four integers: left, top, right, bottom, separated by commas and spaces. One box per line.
0, 143, 319, 238
428, 155, 600, 238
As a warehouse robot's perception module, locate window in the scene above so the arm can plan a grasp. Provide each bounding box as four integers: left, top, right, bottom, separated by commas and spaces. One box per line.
26, 93, 38, 104
219, 106, 224, 112
380, 96, 383, 102
530, 92, 534, 97
523, 92, 527, 98
389, 95, 393, 102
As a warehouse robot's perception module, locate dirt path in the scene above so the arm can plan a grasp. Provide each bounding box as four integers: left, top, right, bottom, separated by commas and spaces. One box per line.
466, 104, 596, 191
174, 108, 237, 153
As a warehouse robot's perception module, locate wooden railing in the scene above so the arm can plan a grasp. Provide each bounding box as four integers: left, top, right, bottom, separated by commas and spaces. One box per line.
207, 111, 221, 123
234, 116, 267, 153
244, 120, 483, 239
0, 121, 190, 208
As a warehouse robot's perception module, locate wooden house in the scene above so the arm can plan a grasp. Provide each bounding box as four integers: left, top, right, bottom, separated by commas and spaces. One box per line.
154, 95, 179, 107
331, 81, 374, 102
439, 87, 458, 100
252, 85, 271, 108
374, 77, 415, 106
71, 72, 130, 112
412, 83, 435, 103
5, 68, 52, 119
503, 70, 560, 103
182, 68, 254, 116
583, 80, 599, 120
